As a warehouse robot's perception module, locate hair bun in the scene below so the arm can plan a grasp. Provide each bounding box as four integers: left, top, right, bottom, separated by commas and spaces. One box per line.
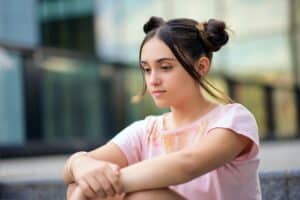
143, 16, 164, 34
205, 19, 229, 51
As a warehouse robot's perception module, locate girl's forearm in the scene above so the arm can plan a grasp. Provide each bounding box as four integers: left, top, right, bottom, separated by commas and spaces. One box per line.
120, 151, 195, 193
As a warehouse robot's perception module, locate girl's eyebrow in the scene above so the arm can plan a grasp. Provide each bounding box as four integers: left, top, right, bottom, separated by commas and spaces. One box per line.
140, 57, 176, 65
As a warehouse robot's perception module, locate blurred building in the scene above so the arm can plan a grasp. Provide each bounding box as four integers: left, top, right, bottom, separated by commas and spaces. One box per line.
0, 0, 299, 157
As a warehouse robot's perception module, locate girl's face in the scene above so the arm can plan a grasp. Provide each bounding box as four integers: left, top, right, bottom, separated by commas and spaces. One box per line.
140, 37, 200, 108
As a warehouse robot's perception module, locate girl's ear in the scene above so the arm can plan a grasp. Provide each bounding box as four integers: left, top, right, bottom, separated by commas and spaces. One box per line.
195, 57, 211, 77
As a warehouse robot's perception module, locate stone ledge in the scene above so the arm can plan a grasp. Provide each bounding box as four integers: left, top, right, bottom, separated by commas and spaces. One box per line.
0, 179, 66, 200
260, 170, 300, 200
0, 170, 299, 200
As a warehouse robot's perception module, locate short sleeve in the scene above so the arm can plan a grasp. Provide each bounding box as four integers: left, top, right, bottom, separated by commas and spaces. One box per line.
111, 118, 148, 165
208, 104, 260, 160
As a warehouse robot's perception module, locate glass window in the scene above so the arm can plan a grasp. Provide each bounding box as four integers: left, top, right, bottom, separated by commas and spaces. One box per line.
0, 49, 25, 145
40, 0, 95, 53
40, 55, 106, 141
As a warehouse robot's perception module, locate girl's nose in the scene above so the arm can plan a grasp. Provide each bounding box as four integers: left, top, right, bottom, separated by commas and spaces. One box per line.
149, 71, 161, 85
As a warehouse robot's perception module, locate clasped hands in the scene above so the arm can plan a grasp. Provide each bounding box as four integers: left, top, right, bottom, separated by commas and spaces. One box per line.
68, 153, 125, 199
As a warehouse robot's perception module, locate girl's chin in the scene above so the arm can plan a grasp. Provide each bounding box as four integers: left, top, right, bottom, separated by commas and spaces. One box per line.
153, 100, 170, 108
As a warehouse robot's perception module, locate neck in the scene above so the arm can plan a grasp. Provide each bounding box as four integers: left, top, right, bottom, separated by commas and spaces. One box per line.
168, 92, 216, 130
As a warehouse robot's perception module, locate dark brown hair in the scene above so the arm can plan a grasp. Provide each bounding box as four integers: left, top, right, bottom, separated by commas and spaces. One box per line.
134, 16, 233, 103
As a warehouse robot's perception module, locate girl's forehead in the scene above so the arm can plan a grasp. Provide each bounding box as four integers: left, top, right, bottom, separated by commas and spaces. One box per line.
141, 38, 176, 62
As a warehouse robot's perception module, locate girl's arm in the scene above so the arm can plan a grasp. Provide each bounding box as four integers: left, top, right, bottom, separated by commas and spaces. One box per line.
63, 142, 128, 199
63, 142, 128, 183
120, 128, 252, 192
88, 142, 128, 168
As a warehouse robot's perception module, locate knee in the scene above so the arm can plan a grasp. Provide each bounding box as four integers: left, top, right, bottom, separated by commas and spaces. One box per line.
124, 189, 185, 200
124, 191, 148, 200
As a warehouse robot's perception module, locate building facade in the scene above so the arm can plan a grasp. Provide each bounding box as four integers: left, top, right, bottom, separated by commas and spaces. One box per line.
0, 0, 299, 157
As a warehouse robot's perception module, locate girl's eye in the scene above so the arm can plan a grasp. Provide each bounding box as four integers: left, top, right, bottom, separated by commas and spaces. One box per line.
142, 67, 151, 73
161, 65, 172, 71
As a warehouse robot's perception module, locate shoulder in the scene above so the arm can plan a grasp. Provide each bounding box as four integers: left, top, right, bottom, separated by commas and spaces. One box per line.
215, 103, 257, 124
219, 103, 255, 115
209, 103, 259, 144
208, 103, 260, 159
143, 114, 164, 134
122, 114, 163, 134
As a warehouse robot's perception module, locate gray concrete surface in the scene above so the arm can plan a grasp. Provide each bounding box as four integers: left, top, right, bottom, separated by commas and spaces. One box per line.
0, 155, 68, 182
0, 140, 300, 182
259, 140, 300, 172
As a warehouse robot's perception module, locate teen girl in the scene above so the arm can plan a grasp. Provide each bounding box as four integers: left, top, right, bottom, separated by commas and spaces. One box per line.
63, 16, 261, 200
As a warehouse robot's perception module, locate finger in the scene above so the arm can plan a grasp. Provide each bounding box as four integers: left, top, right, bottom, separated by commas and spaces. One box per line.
85, 176, 108, 199
78, 179, 96, 198
104, 167, 124, 195
85, 176, 101, 195
109, 163, 120, 176
95, 173, 116, 197
96, 188, 106, 199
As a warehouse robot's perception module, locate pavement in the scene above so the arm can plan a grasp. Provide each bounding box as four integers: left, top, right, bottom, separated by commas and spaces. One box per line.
258, 140, 300, 172
1, 140, 300, 182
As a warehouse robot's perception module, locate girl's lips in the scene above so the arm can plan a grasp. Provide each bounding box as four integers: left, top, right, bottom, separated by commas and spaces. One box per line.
152, 90, 166, 97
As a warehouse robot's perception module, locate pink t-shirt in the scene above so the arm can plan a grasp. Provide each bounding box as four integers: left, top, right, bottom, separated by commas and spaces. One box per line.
112, 103, 262, 200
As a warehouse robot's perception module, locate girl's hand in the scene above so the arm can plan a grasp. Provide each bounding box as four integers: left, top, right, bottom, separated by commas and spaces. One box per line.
71, 154, 125, 199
